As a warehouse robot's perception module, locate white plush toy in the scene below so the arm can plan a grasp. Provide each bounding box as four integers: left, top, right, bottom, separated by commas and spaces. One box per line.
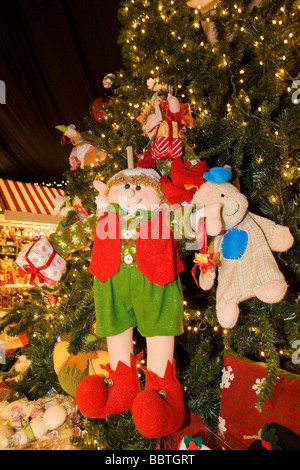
192, 168, 294, 329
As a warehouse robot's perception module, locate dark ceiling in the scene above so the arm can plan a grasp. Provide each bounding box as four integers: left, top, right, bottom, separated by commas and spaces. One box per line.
0, 0, 122, 185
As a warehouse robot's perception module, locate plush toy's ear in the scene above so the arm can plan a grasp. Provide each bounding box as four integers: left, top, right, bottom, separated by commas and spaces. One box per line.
93, 180, 107, 195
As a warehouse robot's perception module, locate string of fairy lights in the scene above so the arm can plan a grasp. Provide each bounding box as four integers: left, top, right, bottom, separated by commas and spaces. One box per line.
32, 181, 67, 189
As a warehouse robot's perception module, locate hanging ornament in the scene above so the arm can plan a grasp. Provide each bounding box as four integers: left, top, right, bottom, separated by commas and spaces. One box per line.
102, 73, 115, 89
56, 124, 83, 147
43, 293, 56, 306
56, 123, 102, 170
90, 97, 108, 121
191, 217, 215, 286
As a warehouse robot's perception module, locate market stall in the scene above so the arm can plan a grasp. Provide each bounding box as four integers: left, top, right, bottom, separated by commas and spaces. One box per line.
0, 178, 64, 307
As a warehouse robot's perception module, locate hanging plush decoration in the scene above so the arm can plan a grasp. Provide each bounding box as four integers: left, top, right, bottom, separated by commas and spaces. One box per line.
137, 82, 193, 171
56, 124, 106, 169
137, 94, 182, 167
191, 168, 294, 329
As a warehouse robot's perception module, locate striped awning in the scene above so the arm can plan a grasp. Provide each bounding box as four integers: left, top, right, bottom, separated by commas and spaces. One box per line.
0, 178, 64, 226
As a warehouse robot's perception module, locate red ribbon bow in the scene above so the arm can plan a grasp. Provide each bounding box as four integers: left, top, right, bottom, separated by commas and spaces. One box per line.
165, 116, 175, 159
191, 217, 215, 287
22, 243, 56, 285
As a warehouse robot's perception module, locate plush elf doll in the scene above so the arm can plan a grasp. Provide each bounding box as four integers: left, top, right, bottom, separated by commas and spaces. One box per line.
49, 167, 221, 438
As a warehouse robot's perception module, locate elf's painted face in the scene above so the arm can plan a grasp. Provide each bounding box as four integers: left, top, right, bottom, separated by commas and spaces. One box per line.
107, 182, 161, 213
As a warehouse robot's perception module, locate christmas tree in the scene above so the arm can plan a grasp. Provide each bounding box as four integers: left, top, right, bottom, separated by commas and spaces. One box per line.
1, 0, 299, 450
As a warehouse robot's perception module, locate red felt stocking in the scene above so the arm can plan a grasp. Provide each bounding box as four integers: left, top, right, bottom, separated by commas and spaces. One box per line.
75, 353, 141, 419
132, 360, 185, 438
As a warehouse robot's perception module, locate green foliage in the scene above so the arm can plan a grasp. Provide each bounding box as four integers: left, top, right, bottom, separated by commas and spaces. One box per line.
185, 337, 223, 426
0, 298, 62, 399
72, 412, 156, 451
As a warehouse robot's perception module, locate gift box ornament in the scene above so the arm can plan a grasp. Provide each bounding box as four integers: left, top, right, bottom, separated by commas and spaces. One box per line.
157, 120, 179, 138
16, 239, 66, 285
152, 119, 182, 161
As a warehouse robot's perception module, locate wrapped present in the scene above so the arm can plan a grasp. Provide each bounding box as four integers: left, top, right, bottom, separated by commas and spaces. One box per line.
151, 118, 182, 161
157, 120, 179, 138
16, 239, 66, 286
152, 135, 182, 160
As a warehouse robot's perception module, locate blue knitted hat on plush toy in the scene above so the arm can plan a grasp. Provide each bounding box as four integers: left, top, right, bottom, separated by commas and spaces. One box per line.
203, 167, 231, 183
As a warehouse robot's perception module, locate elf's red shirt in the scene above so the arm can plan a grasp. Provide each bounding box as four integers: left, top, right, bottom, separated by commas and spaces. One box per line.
89, 209, 185, 286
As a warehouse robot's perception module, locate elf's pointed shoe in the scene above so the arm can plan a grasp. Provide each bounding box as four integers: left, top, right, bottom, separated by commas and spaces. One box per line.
132, 360, 185, 439
75, 352, 141, 419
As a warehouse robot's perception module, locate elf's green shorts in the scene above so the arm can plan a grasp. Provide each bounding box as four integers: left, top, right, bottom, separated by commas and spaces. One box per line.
94, 265, 184, 338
